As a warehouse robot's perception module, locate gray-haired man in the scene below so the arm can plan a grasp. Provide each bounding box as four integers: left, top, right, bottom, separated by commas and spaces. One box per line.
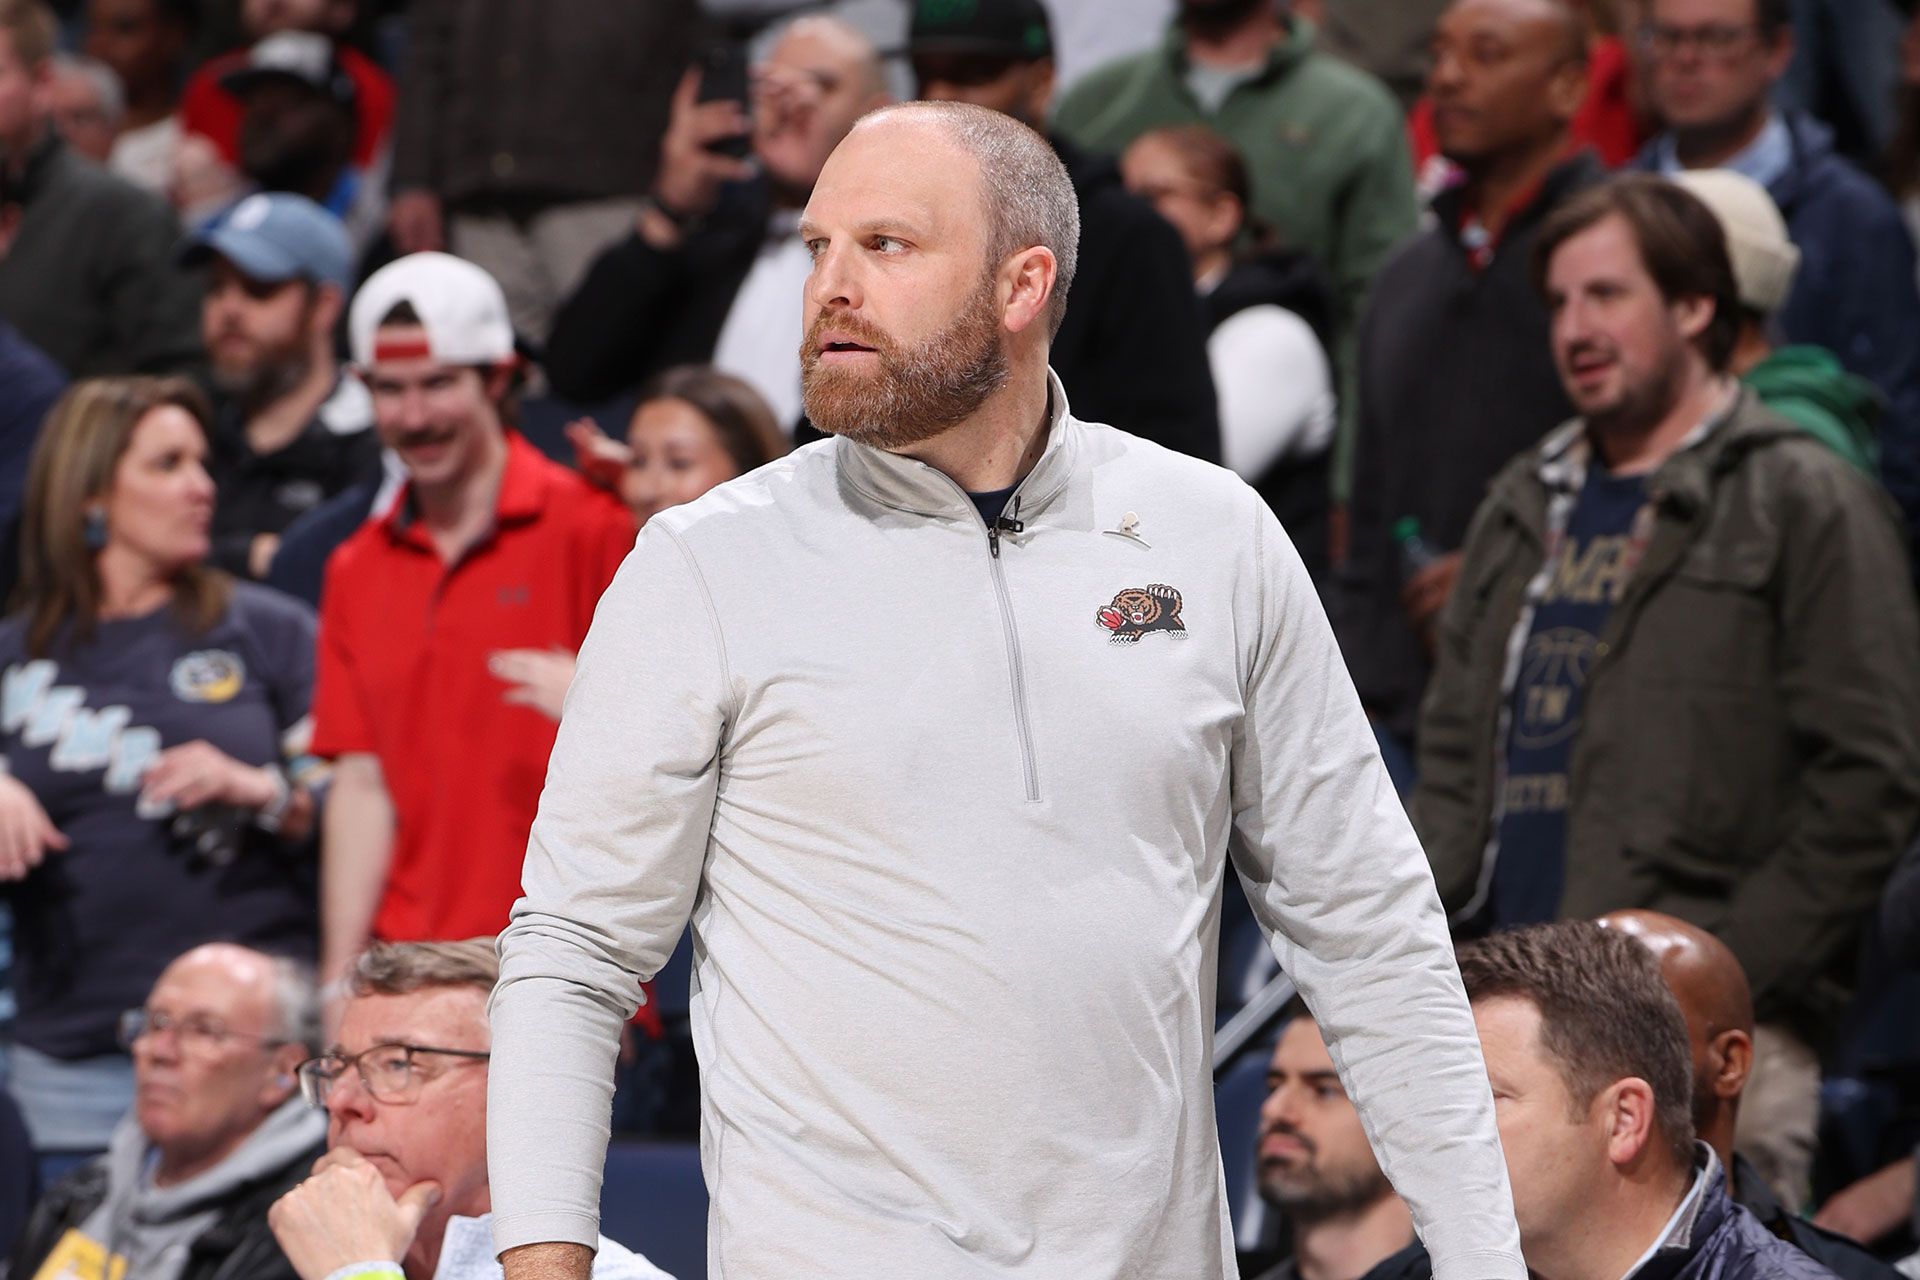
8, 943, 325, 1280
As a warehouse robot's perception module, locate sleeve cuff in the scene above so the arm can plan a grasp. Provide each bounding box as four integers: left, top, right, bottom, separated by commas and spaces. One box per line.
490, 1208, 602, 1256
1431, 1247, 1528, 1280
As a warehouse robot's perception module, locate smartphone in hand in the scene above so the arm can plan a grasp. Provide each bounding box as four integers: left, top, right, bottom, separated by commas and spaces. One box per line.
696, 42, 752, 160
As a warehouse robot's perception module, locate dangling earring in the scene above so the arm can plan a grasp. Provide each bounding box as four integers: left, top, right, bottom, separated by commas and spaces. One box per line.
83, 507, 108, 551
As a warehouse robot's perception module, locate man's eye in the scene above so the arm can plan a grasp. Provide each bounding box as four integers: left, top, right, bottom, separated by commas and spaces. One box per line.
873, 237, 908, 255
804, 239, 827, 260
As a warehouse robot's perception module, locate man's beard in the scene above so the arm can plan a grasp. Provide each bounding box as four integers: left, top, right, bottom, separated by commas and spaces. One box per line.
799, 276, 1009, 450
1581, 338, 1687, 439
1256, 1133, 1395, 1223
211, 336, 314, 414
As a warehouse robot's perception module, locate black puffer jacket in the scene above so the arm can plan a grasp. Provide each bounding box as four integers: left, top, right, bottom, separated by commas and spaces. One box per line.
6, 1135, 322, 1280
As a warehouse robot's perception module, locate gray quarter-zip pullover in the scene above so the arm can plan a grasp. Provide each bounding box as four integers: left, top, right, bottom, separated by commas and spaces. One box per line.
489, 375, 1523, 1280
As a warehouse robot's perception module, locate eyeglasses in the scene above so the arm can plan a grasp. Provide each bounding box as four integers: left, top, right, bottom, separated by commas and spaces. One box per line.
1636, 22, 1764, 61
118, 1008, 292, 1054
295, 1043, 491, 1108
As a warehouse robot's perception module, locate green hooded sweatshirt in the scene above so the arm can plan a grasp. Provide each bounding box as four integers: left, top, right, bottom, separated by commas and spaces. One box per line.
1744, 345, 1882, 477
1053, 16, 1417, 496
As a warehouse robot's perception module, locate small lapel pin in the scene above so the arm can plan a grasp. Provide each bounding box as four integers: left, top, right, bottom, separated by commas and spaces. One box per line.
1105, 511, 1149, 547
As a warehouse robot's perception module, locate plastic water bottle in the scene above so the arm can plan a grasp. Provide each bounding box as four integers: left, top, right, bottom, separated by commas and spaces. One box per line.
1392, 516, 1439, 580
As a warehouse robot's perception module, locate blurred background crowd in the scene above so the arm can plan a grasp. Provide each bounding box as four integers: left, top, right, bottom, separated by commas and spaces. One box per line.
1, 0, 1919, 1276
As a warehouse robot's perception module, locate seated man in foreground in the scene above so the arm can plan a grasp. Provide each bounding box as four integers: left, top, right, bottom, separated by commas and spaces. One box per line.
9, 943, 325, 1280
1369, 919, 1837, 1280
268, 940, 673, 1280
1251, 1002, 1414, 1280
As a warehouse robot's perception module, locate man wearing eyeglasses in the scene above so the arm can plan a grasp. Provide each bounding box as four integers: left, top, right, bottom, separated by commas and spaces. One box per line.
7, 942, 325, 1280
267, 940, 672, 1280
1634, 0, 1920, 574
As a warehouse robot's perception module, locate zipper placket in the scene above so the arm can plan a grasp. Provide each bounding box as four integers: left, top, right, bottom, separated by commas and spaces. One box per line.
942, 477, 1041, 802
988, 496, 1040, 802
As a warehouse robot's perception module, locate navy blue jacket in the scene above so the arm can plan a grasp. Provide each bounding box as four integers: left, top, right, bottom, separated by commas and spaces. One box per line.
1638, 116, 1920, 561
0, 320, 66, 532
1361, 1151, 1838, 1280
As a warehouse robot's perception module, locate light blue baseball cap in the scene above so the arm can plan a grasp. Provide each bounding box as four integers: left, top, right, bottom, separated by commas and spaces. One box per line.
179, 192, 354, 292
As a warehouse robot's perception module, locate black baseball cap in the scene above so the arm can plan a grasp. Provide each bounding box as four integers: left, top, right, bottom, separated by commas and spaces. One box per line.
909, 0, 1054, 61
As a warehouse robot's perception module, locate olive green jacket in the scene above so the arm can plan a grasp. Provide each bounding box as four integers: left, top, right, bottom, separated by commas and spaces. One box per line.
1413, 390, 1920, 1038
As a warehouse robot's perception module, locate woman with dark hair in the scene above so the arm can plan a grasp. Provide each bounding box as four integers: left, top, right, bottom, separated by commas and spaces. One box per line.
490, 366, 786, 721
1121, 124, 1337, 581
0, 376, 320, 1156
567, 364, 789, 528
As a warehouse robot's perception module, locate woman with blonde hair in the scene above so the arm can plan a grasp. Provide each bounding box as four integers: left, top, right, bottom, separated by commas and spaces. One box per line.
0, 376, 321, 1157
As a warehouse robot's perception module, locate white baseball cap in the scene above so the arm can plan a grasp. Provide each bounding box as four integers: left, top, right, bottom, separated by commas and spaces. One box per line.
1670, 169, 1801, 317
349, 251, 517, 367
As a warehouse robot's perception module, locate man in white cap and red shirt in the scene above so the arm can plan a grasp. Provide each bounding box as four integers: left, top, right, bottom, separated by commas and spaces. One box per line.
309, 252, 635, 989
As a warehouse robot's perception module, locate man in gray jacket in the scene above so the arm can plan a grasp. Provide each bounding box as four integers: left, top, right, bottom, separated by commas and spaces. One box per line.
7, 944, 325, 1280
489, 101, 1522, 1280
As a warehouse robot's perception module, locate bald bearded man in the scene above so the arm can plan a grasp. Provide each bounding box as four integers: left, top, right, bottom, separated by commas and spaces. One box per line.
1599, 910, 1899, 1280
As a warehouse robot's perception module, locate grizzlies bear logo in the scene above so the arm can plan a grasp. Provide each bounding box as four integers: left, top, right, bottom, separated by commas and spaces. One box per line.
1096, 584, 1186, 644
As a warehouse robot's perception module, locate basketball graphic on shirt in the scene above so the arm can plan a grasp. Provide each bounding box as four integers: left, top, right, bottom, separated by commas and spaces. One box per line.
169, 650, 246, 704
1512, 627, 1596, 750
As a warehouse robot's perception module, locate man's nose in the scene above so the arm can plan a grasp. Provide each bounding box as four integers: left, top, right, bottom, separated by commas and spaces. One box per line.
326, 1070, 377, 1124
807, 243, 862, 313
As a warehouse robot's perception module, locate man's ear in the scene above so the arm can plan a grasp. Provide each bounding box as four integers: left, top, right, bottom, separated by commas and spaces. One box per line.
1001, 245, 1057, 337
264, 1043, 307, 1107
1672, 293, 1714, 345
1548, 57, 1589, 125
1762, 24, 1795, 84
1709, 1029, 1753, 1101
483, 359, 520, 404
311, 282, 346, 335
1600, 1076, 1660, 1169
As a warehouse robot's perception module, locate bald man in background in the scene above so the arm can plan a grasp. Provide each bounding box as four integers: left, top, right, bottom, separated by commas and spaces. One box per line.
1600, 910, 1900, 1280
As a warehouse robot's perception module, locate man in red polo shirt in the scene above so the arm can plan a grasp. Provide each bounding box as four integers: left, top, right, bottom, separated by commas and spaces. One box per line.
311, 251, 634, 983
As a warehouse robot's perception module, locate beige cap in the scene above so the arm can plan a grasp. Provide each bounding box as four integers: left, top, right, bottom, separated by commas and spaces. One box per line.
1670, 169, 1801, 316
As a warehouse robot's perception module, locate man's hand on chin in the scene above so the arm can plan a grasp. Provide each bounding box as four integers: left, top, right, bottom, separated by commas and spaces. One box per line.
268, 1146, 443, 1280
500, 1241, 595, 1279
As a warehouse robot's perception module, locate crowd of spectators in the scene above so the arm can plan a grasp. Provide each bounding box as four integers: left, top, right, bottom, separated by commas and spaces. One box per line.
0, 0, 1916, 1275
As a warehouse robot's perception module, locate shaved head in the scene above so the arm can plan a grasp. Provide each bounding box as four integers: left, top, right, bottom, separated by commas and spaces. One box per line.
1599, 910, 1752, 1037
1598, 909, 1755, 1167
1430, 0, 1591, 169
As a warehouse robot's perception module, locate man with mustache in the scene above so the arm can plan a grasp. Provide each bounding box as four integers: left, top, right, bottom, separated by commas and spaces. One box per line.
1249, 1005, 1415, 1280
307, 252, 634, 989
181, 191, 379, 581
1413, 174, 1920, 1213
489, 101, 1521, 1280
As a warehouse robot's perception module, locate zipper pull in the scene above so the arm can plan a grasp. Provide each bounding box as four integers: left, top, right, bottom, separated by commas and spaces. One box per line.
989, 521, 1000, 558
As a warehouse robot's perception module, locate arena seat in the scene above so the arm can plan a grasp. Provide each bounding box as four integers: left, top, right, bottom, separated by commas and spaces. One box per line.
600, 1140, 708, 1280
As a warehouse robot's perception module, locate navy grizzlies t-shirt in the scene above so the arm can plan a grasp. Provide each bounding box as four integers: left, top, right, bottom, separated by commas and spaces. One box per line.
1493, 467, 1647, 927
0, 581, 318, 1058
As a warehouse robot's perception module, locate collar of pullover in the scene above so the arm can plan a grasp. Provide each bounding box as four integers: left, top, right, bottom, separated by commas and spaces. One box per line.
833, 368, 1080, 524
